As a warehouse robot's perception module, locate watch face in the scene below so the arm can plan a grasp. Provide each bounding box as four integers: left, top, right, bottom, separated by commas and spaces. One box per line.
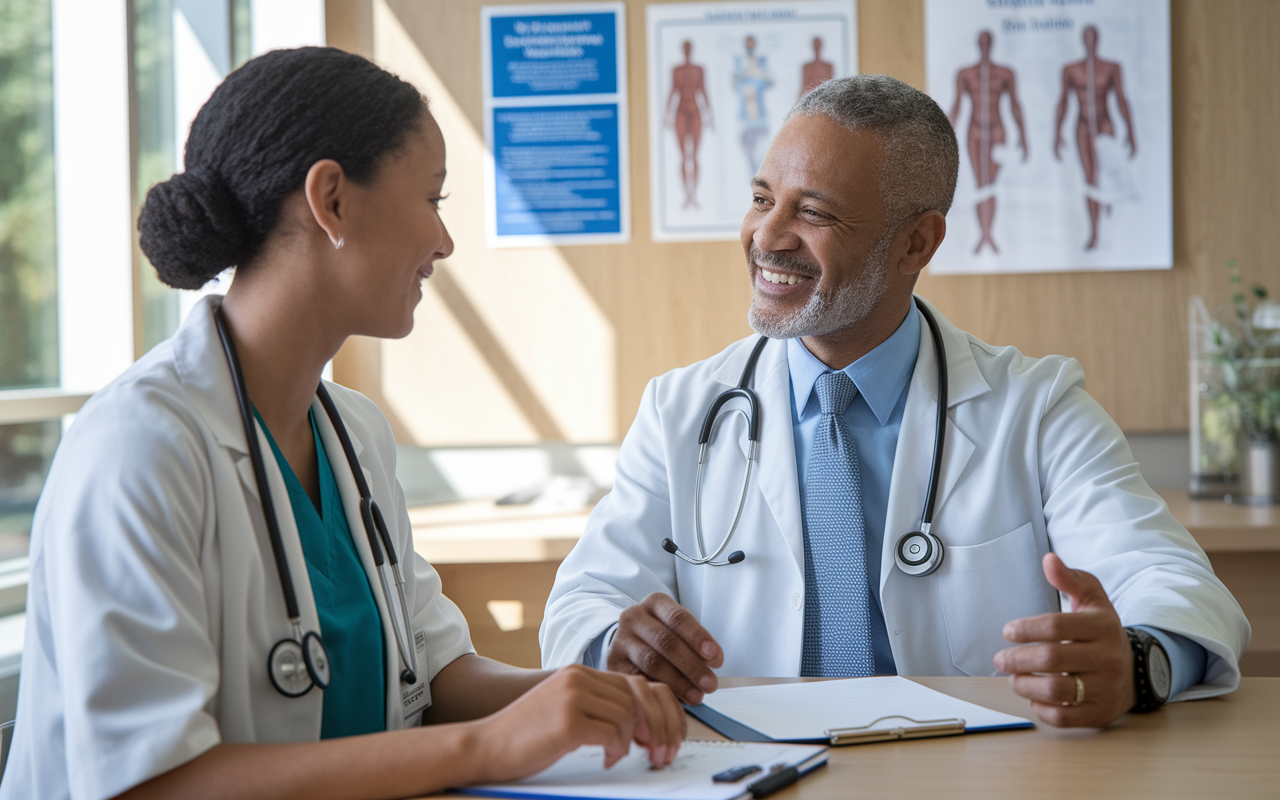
1149, 642, 1172, 702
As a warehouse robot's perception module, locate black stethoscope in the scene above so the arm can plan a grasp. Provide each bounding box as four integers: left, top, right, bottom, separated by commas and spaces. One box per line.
662, 296, 950, 576
214, 305, 421, 698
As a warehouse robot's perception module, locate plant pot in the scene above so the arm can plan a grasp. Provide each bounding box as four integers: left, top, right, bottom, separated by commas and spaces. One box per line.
1239, 438, 1280, 504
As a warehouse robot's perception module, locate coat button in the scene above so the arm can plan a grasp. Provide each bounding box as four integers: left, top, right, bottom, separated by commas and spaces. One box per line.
791, 593, 802, 610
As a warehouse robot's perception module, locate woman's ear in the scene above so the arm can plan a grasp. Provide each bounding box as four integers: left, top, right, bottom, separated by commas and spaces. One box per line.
304, 159, 347, 248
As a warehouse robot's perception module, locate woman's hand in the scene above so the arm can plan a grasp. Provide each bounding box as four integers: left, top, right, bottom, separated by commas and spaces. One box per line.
469, 664, 685, 783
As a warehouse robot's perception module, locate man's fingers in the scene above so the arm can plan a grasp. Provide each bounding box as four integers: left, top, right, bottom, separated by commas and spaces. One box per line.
1010, 673, 1087, 706
1028, 700, 1112, 730
1002, 608, 1115, 644
994, 641, 1110, 675
645, 594, 724, 668
615, 631, 703, 704
629, 609, 718, 699
1041, 553, 1108, 611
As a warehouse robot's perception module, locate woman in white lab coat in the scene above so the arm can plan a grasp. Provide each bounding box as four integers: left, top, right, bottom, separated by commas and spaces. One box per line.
2, 47, 682, 800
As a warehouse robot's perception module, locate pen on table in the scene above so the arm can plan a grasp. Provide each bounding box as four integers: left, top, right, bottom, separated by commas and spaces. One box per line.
744, 766, 800, 799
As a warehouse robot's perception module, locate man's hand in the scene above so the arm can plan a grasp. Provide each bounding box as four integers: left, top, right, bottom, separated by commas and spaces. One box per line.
994, 553, 1136, 728
607, 592, 723, 705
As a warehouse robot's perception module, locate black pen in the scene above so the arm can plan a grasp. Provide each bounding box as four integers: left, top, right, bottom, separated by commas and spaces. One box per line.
744, 757, 828, 799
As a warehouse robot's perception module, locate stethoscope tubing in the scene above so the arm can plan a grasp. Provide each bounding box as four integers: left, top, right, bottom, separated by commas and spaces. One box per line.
668, 297, 948, 568
215, 304, 419, 692
215, 306, 303, 626
316, 384, 420, 683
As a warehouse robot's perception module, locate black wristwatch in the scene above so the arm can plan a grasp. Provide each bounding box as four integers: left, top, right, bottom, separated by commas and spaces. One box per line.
1125, 627, 1172, 712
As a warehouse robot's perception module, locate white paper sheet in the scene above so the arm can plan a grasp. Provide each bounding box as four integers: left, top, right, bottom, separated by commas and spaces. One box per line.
702, 677, 1032, 740
455, 740, 827, 800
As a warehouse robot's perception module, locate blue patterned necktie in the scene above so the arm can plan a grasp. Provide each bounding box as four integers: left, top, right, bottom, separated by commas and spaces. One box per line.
800, 371, 875, 677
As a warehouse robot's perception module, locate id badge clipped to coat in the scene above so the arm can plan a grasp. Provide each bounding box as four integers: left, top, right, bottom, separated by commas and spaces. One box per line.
400, 629, 432, 723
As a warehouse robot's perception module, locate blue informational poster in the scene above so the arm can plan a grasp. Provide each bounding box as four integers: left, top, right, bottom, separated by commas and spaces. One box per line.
481, 3, 630, 246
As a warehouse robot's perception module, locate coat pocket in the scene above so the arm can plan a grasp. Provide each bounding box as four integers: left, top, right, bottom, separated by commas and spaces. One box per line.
938, 522, 1058, 677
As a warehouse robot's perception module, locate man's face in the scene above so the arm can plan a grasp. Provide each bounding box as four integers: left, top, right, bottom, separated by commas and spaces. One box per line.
741, 114, 894, 339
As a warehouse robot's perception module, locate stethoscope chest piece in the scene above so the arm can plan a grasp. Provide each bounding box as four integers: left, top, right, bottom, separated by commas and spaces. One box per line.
895, 529, 945, 577
269, 632, 331, 697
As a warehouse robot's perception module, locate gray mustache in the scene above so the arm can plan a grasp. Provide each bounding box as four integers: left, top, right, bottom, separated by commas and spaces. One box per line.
749, 245, 819, 279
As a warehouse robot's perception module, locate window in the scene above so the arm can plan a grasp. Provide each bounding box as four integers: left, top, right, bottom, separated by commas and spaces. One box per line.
0, 0, 323, 578
0, 0, 59, 560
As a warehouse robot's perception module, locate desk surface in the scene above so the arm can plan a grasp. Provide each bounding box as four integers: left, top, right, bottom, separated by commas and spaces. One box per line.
1157, 489, 1280, 551
676, 676, 1280, 799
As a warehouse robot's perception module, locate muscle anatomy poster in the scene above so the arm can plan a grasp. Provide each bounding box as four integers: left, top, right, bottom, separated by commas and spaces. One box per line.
647, 1, 857, 242
925, 0, 1170, 274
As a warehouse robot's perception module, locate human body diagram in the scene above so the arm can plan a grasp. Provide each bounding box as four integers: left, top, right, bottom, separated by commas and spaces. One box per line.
733, 36, 774, 174
948, 30, 1027, 254
799, 37, 834, 98
665, 41, 713, 209
1054, 25, 1137, 251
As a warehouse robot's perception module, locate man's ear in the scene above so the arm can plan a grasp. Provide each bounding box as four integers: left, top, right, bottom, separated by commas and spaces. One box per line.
304, 159, 346, 248
897, 210, 947, 277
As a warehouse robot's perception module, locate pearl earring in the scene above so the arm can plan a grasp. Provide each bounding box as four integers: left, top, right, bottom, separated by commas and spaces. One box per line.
333, 236, 345, 250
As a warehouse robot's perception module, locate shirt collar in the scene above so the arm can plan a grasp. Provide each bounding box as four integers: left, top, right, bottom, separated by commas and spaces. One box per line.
787, 301, 921, 425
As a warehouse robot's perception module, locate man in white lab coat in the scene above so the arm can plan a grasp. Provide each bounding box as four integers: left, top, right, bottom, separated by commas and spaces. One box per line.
540, 75, 1249, 728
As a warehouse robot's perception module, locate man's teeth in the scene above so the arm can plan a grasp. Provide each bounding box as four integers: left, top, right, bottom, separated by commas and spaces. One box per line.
760, 268, 808, 285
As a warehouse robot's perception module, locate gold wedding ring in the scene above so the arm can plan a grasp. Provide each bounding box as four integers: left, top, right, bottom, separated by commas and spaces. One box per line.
1062, 673, 1085, 706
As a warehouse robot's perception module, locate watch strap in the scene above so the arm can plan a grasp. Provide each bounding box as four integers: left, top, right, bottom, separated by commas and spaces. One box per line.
1125, 626, 1167, 713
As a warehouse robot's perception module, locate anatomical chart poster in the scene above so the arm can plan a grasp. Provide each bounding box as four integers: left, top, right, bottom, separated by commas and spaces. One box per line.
647, 1, 857, 242
482, 3, 629, 246
925, 0, 1171, 274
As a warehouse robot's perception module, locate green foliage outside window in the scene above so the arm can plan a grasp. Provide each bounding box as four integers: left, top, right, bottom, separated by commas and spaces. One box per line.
0, 0, 57, 390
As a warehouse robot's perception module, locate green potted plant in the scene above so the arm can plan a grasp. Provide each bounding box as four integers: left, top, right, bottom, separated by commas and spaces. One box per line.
1205, 259, 1280, 503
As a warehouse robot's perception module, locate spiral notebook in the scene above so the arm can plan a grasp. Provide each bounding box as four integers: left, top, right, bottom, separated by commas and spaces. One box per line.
687, 677, 1034, 745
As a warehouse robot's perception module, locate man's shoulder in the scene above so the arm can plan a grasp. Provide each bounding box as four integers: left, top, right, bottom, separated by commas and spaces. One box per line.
955, 325, 1084, 407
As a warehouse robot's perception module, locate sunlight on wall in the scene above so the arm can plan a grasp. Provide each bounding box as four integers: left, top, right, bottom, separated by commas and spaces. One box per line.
372, 0, 617, 445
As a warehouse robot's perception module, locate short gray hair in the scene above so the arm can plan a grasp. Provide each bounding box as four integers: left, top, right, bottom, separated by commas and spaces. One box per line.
787, 74, 959, 225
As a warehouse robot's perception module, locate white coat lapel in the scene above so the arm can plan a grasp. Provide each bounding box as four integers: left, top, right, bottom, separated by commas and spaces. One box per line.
711, 338, 804, 575
311, 396, 406, 729
880, 297, 987, 593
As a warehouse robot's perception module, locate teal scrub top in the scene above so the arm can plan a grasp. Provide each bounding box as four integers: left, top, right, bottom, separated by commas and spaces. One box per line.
257, 408, 387, 738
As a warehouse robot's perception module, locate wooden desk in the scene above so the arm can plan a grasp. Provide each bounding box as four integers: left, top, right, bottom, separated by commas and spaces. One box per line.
687, 677, 1280, 799
440, 677, 1279, 800
1157, 489, 1280, 552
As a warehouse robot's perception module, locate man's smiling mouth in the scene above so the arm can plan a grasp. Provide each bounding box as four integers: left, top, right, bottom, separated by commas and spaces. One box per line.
759, 268, 813, 286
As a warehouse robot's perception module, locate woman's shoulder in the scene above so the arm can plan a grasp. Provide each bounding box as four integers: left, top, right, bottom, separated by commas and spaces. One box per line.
321, 381, 397, 460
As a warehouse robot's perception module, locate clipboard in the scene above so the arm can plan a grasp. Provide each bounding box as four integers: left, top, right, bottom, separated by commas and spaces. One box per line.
686, 677, 1033, 746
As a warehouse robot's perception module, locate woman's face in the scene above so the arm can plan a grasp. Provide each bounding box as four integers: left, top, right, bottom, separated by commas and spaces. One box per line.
338, 112, 453, 338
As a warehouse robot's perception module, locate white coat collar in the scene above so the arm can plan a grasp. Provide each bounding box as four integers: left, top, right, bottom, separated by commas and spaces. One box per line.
171, 296, 366, 482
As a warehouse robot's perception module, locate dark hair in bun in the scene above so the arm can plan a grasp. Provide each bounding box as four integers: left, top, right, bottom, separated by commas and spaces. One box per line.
138, 46, 428, 290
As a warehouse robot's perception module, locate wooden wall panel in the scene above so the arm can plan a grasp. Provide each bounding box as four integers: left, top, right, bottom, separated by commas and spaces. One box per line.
330, 0, 1280, 439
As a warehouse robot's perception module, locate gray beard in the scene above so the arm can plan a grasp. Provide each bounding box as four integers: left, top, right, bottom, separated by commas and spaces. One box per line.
747, 233, 893, 339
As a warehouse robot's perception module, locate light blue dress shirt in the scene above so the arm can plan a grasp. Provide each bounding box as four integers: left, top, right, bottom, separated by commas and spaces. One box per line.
786, 303, 1206, 696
